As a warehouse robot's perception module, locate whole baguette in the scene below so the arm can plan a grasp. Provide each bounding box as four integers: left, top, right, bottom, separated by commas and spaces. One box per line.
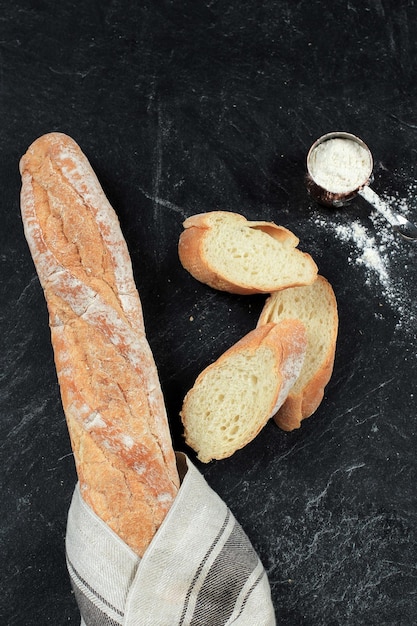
20, 132, 179, 557
181, 320, 307, 462
258, 276, 338, 431
178, 211, 318, 295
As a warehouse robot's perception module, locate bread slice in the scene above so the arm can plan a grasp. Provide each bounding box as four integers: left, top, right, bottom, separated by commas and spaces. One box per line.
20, 132, 179, 557
258, 276, 338, 431
180, 320, 307, 462
178, 211, 318, 295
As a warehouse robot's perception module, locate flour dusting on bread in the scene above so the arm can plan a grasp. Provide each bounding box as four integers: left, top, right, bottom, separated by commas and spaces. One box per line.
181, 320, 307, 462
20, 132, 179, 557
258, 276, 338, 431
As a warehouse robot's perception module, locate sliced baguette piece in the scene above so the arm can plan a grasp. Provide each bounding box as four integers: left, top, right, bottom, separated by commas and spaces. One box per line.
178, 211, 318, 295
180, 320, 307, 462
258, 275, 338, 431
20, 132, 180, 557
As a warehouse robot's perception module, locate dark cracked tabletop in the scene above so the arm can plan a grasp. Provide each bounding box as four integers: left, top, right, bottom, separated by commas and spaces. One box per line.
1, 1, 416, 625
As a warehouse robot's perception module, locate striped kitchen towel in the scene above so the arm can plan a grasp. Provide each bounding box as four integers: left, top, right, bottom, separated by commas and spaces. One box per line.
66, 452, 276, 625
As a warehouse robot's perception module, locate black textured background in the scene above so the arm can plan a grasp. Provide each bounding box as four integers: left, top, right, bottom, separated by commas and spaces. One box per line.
1, 1, 416, 624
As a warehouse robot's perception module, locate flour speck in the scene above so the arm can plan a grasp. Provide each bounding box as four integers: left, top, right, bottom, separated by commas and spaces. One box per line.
311, 184, 416, 333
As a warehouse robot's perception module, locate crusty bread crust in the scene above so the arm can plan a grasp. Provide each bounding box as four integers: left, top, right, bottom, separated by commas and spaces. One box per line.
20, 132, 179, 556
178, 211, 318, 295
258, 276, 338, 431
181, 320, 307, 462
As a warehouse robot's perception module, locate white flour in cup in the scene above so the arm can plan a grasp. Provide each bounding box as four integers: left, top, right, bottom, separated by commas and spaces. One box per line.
308, 137, 372, 194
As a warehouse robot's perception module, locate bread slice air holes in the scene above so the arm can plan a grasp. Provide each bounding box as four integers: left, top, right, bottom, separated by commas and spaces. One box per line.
178, 211, 338, 447
257, 276, 338, 431
180, 321, 307, 462
178, 211, 318, 295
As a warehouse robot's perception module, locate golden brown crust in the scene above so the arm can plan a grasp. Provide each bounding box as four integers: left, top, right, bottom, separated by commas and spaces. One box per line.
272, 350, 335, 431
178, 211, 318, 295
20, 132, 179, 556
181, 320, 307, 461
258, 276, 338, 431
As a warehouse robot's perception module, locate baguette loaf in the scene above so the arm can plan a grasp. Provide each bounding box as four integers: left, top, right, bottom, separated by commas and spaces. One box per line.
178, 211, 318, 295
20, 132, 179, 557
258, 276, 338, 431
180, 320, 307, 462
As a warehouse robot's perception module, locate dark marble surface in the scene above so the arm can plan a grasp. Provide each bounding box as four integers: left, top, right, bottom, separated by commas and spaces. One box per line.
1, 1, 416, 624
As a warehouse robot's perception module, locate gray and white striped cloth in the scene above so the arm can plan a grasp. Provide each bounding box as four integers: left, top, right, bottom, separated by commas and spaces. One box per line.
66, 452, 276, 625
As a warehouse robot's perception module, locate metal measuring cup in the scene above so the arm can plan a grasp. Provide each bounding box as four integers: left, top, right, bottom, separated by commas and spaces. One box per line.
306, 131, 417, 241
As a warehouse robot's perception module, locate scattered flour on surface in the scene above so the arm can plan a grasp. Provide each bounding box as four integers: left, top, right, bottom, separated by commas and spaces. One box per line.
311, 184, 416, 332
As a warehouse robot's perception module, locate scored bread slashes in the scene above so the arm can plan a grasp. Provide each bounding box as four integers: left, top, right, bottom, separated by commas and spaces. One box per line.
178, 211, 318, 294
258, 276, 338, 431
20, 132, 180, 557
180, 320, 307, 462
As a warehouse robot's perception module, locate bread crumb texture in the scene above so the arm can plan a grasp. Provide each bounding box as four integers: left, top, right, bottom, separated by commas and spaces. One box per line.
181, 321, 307, 462
258, 276, 338, 431
179, 211, 318, 294
182, 348, 278, 462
